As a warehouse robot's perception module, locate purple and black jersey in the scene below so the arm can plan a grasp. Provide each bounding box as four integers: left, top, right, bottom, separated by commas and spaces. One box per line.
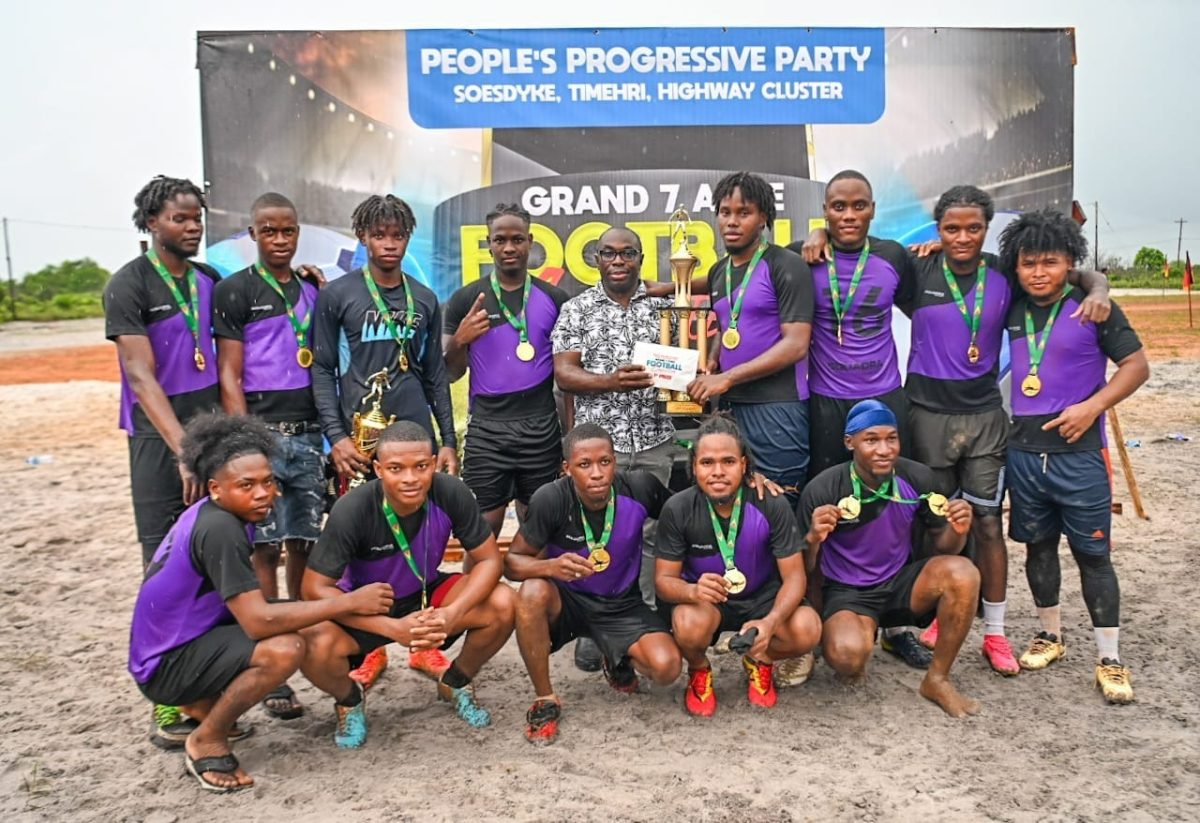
442, 275, 568, 418
798, 458, 943, 588
308, 473, 490, 600
708, 243, 814, 404
1006, 288, 1141, 453
311, 269, 456, 448
212, 266, 320, 422
103, 255, 221, 436
128, 499, 259, 684
790, 237, 913, 400
905, 252, 1013, 414
656, 486, 800, 600
520, 470, 670, 598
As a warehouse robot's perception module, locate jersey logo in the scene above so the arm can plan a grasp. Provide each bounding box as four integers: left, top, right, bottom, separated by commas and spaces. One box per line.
1091, 529, 1106, 539
149, 304, 173, 314
361, 310, 424, 343
819, 284, 888, 338
923, 289, 946, 298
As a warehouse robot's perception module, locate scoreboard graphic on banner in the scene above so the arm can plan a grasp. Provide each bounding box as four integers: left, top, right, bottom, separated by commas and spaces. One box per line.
197, 26, 1074, 315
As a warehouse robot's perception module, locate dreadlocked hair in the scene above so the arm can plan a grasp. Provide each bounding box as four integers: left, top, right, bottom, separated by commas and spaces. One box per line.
998, 209, 1088, 277
934, 185, 995, 224
180, 413, 276, 483
485, 202, 532, 230
691, 412, 757, 481
132, 175, 206, 232
712, 172, 777, 230
351, 194, 416, 237
824, 169, 873, 200
563, 422, 614, 461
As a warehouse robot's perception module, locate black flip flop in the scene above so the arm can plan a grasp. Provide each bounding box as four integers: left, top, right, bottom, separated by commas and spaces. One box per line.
184, 752, 248, 794
261, 683, 304, 720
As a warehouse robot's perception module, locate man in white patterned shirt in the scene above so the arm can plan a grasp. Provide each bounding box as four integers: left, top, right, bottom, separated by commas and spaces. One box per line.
552, 226, 681, 615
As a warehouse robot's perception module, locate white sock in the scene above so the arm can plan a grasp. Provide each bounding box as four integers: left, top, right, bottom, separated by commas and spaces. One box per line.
982, 599, 1007, 637
1036, 605, 1062, 638
1094, 627, 1120, 662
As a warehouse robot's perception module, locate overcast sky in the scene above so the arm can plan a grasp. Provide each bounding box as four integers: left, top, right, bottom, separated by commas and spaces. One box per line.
2, 0, 1196, 279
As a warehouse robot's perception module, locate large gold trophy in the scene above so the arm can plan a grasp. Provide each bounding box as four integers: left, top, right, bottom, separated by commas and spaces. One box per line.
348, 368, 396, 488
657, 208, 710, 416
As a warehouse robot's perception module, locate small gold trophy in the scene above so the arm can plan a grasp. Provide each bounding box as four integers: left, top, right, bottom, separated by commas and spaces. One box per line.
657, 207, 710, 416
349, 368, 397, 489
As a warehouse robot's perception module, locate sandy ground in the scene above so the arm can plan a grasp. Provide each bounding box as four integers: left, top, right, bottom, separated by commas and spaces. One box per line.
1, 323, 1198, 821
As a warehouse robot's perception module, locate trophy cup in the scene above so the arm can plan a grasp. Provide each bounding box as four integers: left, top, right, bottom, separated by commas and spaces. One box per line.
348, 368, 397, 489
657, 208, 710, 416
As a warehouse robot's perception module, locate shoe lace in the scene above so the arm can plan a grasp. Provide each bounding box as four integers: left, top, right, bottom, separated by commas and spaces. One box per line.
1028, 637, 1057, 656
690, 669, 713, 701
154, 704, 182, 726
1098, 663, 1129, 686
336, 703, 364, 736
744, 658, 771, 694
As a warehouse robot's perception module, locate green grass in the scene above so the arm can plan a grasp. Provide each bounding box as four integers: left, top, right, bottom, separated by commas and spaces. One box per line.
2, 293, 105, 322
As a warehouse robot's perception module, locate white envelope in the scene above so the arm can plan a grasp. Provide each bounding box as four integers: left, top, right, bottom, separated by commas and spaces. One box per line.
632, 341, 700, 392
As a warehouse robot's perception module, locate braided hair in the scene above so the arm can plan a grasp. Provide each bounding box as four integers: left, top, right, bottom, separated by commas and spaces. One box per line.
713, 171, 777, 230
132, 175, 206, 232
691, 412, 757, 481
180, 413, 275, 483
998, 209, 1088, 277
351, 194, 416, 238
933, 185, 995, 224
485, 202, 532, 230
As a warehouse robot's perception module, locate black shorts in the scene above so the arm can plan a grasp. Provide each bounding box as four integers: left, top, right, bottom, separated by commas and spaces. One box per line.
128, 436, 186, 566
549, 583, 669, 663
808, 387, 910, 481
462, 410, 562, 512
909, 405, 1007, 516
340, 573, 463, 668
661, 579, 782, 647
137, 624, 256, 707
821, 558, 935, 628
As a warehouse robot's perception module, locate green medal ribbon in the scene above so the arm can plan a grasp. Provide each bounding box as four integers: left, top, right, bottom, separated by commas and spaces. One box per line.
363, 269, 415, 358
255, 263, 312, 351
941, 257, 987, 354
578, 489, 615, 556
825, 240, 871, 345
724, 241, 768, 333
382, 497, 428, 609
488, 273, 531, 345
146, 249, 201, 348
705, 486, 744, 571
1023, 295, 1066, 377
850, 465, 931, 506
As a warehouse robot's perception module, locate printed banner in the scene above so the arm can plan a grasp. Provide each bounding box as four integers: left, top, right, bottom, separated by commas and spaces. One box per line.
406, 28, 886, 129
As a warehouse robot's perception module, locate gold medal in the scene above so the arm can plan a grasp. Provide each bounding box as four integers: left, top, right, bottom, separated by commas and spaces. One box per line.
1021, 373, 1042, 397
399, 350, 409, 372
837, 496, 861, 520
927, 493, 949, 517
723, 567, 747, 595
296, 346, 314, 368
515, 340, 535, 362
193, 347, 206, 371
589, 548, 611, 573
722, 328, 741, 350
967, 344, 980, 364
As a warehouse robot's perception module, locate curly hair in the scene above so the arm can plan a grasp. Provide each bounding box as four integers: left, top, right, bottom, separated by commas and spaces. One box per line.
180, 413, 276, 482
998, 209, 1089, 276
933, 185, 995, 224
691, 412, 757, 481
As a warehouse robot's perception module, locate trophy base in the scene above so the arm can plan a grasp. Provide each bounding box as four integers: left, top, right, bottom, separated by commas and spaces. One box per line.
661, 399, 706, 416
